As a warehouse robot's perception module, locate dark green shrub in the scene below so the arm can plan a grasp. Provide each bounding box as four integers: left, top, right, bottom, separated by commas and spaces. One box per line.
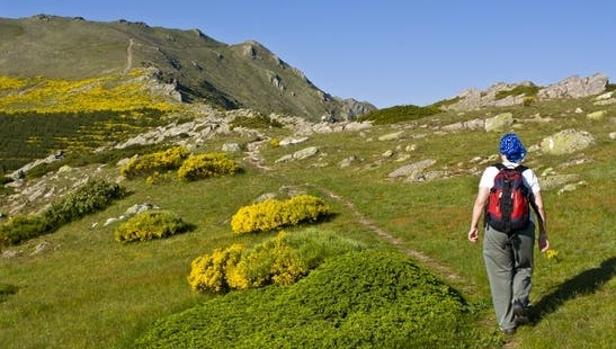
0, 176, 13, 185
0, 215, 50, 246
0, 283, 18, 303
360, 104, 441, 125
136, 251, 492, 349
114, 210, 191, 242
43, 179, 125, 227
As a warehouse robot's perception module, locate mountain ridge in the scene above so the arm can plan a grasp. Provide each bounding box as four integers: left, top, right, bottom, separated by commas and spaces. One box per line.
0, 14, 375, 120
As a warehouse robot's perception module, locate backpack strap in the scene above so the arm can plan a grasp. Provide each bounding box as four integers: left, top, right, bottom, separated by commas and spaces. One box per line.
493, 163, 505, 171
514, 165, 528, 173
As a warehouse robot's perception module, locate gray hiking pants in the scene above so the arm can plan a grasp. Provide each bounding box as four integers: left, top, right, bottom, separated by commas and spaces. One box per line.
483, 222, 535, 330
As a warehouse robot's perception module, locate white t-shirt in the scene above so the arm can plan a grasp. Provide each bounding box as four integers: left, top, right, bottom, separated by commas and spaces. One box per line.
478, 160, 541, 194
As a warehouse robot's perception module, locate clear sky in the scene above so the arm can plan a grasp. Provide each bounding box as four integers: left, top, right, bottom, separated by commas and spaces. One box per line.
1, 1, 615, 107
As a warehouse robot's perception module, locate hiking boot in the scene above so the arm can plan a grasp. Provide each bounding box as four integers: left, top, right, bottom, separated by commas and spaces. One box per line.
512, 301, 529, 326
501, 327, 516, 335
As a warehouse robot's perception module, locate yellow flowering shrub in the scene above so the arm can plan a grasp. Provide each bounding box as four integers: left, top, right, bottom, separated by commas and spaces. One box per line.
114, 210, 191, 242
120, 146, 189, 178
0, 76, 26, 90
189, 229, 364, 293
227, 231, 306, 289
231, 195, 330, 234
177, 153, 240, 181
187, 244, 245, 293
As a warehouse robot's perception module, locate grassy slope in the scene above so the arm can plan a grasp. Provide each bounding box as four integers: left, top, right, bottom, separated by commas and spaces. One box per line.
1, 97, 615, 348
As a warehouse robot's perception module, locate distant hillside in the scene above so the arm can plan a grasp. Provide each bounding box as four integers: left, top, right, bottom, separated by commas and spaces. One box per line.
0, 14, 375, 120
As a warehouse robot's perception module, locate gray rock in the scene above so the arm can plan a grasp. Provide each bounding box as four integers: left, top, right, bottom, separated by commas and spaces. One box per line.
405, 144, 417, 152
1, 249, 19, 258
279, 136, 309, 146
31, 241, 51, 256
388, 159, 436, 178
293, 146, 319, 160
338, 156, 358, 168
395, 154, 411, 162
104, 217, 120, 227
343, 121, 372, 132
609, 132, 616, 140
557, 181, 587, 195
574, 107, 584, 114
116, 157, 132, 167
125, 203, 159, 216
378, 131, 404, 141
540, 129, 595, 155
485, 112, 514, 132
254, 192, 277, 202
275, 154, 294, 163
57, 165, 72, 173
594, 98, 616, 106
595, 91, 614, 100
382, 150, 394, 158
538, 73, 608, 99
586, 110, 607, 121
221, 143, 241, 152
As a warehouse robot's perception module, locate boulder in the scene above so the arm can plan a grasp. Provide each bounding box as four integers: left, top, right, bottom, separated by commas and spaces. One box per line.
586, 110, 607, 121
574, 107, 584, 114
125, 203, 159, 216
279, 136, 309, 146
31, 241, 51, 256
293, 146, 319, 160
382, 150, 394, 158
221, 143, 241, 152
609, 132, 616, 140
338, 156, 358, 168
388, 159, 436, 179
254, 192, 277, 202
378, 131, 404, 141
540, 129, 595, 155
343, 121, 372, 132
484, 112, 514, 132
557, 181, 587, 195
275, 154, 294, 163
595, 91, 614, 100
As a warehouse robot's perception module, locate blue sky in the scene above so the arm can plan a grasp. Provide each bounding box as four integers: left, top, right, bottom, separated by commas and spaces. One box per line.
1, 1, 615, 107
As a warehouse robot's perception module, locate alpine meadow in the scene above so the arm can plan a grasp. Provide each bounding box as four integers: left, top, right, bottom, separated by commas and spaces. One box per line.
1, 11, 615, 349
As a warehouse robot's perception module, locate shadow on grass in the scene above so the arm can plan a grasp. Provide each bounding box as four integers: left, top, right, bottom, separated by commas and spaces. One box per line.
530, 256, 616, 325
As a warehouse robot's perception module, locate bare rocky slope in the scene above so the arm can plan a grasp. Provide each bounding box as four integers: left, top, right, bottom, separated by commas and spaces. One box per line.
0, 14, 374, 120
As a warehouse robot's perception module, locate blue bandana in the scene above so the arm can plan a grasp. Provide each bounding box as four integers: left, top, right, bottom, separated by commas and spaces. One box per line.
499, 133, 526, 162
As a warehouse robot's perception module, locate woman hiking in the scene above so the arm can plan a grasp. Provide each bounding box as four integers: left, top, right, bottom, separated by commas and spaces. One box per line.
468, 132, 549, 334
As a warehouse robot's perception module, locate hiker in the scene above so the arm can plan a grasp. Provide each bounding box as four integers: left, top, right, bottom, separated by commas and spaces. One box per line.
467, 132, 549, 334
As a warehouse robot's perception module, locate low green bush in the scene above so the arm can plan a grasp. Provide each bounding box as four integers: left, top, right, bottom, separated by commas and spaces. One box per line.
120, 146, 188, 178
114, 210, 191, 242
360, 104, 441, 125
0, 179, 124, 247
177, 153, 240, 181
231, 195, 331, 234
44, 179, 124, 227
137, 251, 493, 348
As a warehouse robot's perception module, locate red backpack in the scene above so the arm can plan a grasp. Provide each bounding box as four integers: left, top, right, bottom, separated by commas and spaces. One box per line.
486, 164, 531, 234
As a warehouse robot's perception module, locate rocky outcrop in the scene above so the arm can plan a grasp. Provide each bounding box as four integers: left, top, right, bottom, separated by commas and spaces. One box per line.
8, 151, 65, 180
538, 74, 608, 99
336, 98, 377, 120
540, 129, 595, 155
444, 81, 535, 111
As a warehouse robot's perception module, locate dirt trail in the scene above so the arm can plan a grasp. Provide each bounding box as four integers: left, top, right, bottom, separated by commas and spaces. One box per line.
123, 38, 134, 74
243, 138, 470, 288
